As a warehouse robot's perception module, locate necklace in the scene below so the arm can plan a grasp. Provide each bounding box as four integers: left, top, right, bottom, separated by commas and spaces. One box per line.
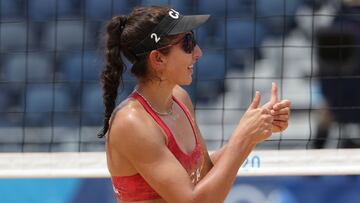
135, 90, 173, 116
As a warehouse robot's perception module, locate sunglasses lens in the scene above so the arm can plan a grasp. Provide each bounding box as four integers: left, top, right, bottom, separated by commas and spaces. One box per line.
183, 33, 196, 53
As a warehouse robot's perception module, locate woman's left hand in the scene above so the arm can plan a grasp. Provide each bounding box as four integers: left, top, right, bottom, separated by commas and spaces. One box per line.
270, 100, 291, 133
262, 82, 291, 133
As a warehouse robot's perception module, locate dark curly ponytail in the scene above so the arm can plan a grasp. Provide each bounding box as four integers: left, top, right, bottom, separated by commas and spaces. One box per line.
98, 6, 177, 138
97, 16, 127, 138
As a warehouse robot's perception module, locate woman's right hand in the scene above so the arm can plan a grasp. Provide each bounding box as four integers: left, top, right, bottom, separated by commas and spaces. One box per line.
234, 91, 274, 145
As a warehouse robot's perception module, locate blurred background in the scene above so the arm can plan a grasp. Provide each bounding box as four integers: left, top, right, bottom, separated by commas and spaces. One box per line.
0, 0, 360, 202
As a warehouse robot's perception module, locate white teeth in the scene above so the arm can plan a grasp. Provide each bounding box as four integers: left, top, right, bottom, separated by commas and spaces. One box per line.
188, 65, 193, 69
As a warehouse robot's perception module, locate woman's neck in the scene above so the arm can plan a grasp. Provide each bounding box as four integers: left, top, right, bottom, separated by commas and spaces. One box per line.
135, 81, 175, 114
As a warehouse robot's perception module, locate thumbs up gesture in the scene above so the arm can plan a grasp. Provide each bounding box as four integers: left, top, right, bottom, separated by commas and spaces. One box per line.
262, 82, 291, 133
234, 83, 291, 145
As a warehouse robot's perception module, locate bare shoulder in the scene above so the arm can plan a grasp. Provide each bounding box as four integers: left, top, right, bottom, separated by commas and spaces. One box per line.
173, 85, 195, 116
107, 99, 166, 155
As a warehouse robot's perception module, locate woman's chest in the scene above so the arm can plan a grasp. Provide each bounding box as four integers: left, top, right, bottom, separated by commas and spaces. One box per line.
159, 105, 197, 155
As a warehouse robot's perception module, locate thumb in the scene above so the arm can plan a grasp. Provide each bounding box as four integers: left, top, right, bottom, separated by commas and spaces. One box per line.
248, 91, 261, 110
263, 82, 278, 109
269, 82, 278, 104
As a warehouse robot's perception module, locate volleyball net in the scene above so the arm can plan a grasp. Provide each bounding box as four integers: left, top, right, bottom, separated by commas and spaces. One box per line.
0, 0, 360, 178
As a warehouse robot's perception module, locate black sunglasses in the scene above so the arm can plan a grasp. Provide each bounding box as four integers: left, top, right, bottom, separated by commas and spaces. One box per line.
157, 31, 197, 54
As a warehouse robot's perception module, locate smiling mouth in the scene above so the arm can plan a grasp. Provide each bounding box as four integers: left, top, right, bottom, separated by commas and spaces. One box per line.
188, 65, 193, 70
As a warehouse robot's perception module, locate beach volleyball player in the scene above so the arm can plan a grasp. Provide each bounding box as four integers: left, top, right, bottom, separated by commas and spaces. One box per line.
97, 6, 291, 203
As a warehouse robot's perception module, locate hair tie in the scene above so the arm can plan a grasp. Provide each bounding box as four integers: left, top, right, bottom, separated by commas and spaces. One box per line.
113, 15, 128, 35
119, 16, 128, 31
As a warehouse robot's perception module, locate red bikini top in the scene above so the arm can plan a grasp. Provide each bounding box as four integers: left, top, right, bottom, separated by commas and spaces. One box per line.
111, 92, 203, 202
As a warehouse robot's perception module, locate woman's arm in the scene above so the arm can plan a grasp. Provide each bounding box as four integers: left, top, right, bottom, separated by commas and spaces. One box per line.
209, 144, 227, 164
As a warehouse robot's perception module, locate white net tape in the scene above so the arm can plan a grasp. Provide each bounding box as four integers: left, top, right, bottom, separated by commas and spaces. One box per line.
1, 149, 359, 178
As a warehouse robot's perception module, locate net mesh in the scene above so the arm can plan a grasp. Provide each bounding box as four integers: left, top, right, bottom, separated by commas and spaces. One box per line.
0, 0, 360, 175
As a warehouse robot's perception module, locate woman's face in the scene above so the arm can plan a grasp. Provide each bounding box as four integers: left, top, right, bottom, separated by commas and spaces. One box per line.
161, 34, 203, 86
